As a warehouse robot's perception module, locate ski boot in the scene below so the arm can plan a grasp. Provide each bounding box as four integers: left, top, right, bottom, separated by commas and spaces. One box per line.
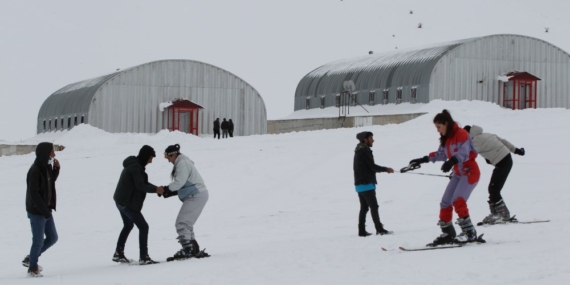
427, 220, 456, 247
22, 255, 43, 272
139, 254, 159, 265
495, 199, 516, 222
358, 224, 371, 237
375, 223, 393, 235
112, 250, 130, 263
27, 266, 43, 278
454, 216, 481, 244
480, 200, 502, 225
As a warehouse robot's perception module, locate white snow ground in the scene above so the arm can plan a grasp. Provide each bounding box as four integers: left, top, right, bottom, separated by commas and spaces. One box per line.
0, 100, 569, 285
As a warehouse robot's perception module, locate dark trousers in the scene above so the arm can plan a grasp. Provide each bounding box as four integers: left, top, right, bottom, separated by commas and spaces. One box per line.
213, 129, 220, 139
488, 154, 513, 203
222, 129, 228, 138
116, 204, 149, 258
28, 212, 58, 268
229, 130, 233, 137
358, 190, 382, 230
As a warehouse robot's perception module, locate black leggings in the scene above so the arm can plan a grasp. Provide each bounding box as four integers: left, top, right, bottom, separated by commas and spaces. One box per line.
488, 154, 513, 203
358, 190, 382, 230
116, 204, 149, 258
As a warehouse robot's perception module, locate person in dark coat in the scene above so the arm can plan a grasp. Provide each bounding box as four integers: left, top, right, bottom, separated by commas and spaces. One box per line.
228, 119, 234, 137
353, 132, 394, 237
112, 145, 164, 265
213, 118, 220, 139
221, 118, 229, 138
23, 142, 60, 277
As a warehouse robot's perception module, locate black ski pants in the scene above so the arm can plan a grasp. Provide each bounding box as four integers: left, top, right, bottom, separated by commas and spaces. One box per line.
116, 204, 149, 258
358, 190, 382, 231
213, 129, 220, 139
488, 154, 513, 203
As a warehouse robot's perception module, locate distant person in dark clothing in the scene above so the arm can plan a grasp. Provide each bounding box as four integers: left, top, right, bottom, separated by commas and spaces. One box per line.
213, 118, 220, 139
221, 118, 229, 138
228, 119, 234, 137
23, 142, 60, 277
112, 145, 164, 265
353, 132, 394, 237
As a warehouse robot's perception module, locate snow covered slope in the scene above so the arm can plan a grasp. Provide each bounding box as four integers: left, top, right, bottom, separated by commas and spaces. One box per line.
0, 100, 568, 284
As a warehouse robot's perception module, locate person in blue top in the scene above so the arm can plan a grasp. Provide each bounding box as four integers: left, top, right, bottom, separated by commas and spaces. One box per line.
353, 131, 394, 237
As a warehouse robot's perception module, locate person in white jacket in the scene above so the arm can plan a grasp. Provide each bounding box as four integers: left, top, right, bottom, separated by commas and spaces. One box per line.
464, 125, 525, 225
161, 144, 210, 260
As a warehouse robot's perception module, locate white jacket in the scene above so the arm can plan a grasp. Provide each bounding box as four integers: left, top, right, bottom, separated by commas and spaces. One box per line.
169, 154, 207, 200
468, 125, 516, 166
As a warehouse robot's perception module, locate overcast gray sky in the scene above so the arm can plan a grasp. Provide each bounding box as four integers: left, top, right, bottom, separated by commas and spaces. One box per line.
1, 0, 567, 141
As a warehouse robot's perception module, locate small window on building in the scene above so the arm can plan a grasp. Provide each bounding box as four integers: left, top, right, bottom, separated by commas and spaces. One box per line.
55, 118, 59, 130
335, 93, 341, 107
43, 120, 46, 132
306, 96, 311, 110
61, 118, 64, 130
48, 119, 52, 131
382, 89, 389, 105
369, 91, 375, 106
81, 115, 85, 124
68, 117, 72, 129
396, 87, 403, 104
320, 95, 326, 109
411, 86, 417, 104
74, 116, 78, 126
351, 92, 358, 106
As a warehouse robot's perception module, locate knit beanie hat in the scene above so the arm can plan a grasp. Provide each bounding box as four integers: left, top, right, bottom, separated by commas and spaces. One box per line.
356, 131, 373, 142
165, 144, 181, 156
137, 145, 156, 165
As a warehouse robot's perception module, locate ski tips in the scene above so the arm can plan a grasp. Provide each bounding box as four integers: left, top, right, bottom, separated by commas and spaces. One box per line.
381, 247, 388, 251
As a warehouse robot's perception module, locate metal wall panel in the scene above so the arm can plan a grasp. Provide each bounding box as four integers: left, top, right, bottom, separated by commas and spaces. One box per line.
430, 35, 570, 109
38, 60, 266, 136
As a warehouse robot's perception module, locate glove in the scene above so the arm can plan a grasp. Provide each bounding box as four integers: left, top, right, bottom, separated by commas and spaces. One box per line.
162, 189, 178, 199
515, 148, 525, 156
157, 185, 170, 197
441, 157, 458, 173
409, 156, 429, 167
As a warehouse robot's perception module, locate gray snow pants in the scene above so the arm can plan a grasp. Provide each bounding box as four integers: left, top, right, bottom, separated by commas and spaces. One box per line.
176, 191, 209, 240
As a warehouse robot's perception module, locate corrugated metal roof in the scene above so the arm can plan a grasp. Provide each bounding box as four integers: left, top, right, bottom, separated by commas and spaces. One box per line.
294, 38, 473, 102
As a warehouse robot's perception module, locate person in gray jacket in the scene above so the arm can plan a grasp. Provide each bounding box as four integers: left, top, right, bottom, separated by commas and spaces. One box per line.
161, 144, 210, 260
464, 125, 525, 224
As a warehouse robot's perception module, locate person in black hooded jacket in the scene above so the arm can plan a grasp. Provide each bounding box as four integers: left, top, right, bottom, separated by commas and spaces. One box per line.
112, 145, 164, 265
353, 132, 394, 237
23, 142, 60, 277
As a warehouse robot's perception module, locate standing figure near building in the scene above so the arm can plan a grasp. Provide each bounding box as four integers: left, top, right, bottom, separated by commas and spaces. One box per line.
161, 144, 210, 260
213, 118, 220, 139
23, 142, 60, 277
353, 131, 394, 237
221, 118, 229, 139
112, 145, 164, 265
408, 110, 482, 246
463, 125, 525, 225
228, 119, 234, 137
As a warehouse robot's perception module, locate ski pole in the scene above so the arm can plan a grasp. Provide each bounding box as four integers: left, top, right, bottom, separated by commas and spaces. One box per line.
401, 172, 453, 178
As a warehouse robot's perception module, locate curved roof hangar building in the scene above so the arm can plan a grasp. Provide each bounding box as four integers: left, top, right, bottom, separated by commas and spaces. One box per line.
38, 60, 267, 136
295, 34, 570, 111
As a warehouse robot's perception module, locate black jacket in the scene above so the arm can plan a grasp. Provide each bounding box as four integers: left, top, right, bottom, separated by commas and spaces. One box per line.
228, 121, 234, 131
26, 142, 59, 219
213, 120, 220, 130
221, 120, 229, 130
113, 156, 157, 212
353, 143, 388, 185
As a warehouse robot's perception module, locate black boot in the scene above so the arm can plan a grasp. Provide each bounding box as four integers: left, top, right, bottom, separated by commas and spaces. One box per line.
494, 199, 514, 221
112, 250, 130, 263
427, 220, 456, 247
139, 254, 159, 265
358, 224, 371, 237
375, 223, 393, 235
